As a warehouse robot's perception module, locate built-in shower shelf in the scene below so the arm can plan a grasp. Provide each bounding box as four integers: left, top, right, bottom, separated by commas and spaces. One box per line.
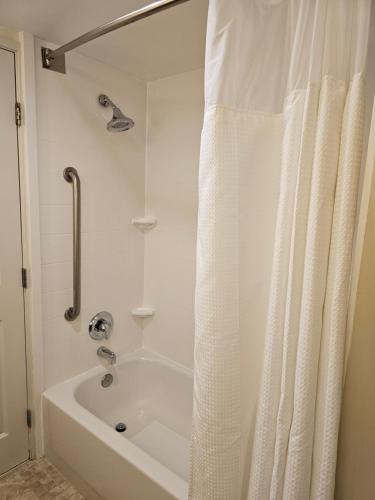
132, 217, 157, 231
131, 307, 155, 319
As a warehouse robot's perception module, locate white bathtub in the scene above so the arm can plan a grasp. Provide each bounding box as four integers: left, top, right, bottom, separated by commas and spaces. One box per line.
43, 349, 193, 500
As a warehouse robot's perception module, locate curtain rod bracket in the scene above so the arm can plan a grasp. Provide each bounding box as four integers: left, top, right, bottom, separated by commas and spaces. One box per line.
41, 47, 66, 74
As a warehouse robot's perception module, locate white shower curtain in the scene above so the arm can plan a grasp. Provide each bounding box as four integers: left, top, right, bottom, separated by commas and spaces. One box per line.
190, 1, 371, 499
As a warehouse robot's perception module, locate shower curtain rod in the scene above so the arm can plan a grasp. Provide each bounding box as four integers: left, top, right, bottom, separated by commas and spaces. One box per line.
41, 0, 191, 74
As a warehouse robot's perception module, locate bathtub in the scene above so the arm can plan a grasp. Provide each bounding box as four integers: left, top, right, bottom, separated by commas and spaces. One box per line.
43, 349, 193, 500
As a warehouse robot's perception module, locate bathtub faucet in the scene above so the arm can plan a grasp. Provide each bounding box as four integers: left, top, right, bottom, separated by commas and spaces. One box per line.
97, 346, 116, 364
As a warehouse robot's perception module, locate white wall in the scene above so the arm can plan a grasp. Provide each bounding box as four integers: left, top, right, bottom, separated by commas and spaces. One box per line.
35, 39, 147, 387
142, 69, 204, 368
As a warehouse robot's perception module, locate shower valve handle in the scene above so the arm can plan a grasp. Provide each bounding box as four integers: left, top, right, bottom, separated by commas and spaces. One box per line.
89, 311, 113, 340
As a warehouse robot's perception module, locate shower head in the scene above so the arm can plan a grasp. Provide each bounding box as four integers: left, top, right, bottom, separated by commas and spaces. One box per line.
107, 108, 135, 132
98, 94, 135, 132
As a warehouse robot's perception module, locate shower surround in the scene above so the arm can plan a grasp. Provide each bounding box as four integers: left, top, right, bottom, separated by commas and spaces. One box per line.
36, 39, 146, 387
37, 36, 207, 500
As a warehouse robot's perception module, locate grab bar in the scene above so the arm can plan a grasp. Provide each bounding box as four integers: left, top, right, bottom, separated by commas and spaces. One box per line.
63, 167, 81, 321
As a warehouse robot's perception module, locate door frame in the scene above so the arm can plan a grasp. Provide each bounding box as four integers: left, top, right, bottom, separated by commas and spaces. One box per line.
0, 30, 44, 460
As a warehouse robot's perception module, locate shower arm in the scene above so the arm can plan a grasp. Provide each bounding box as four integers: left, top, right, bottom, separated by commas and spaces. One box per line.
41, 0, 191, 74
98, 95, 117, 110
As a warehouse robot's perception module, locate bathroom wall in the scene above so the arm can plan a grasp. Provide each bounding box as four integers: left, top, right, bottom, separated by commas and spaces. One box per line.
142, 69, 204, 368
35, 39, 146, 387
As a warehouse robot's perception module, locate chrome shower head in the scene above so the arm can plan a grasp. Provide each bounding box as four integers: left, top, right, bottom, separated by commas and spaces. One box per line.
107, 108, 135, 132
98, 94, 135, 132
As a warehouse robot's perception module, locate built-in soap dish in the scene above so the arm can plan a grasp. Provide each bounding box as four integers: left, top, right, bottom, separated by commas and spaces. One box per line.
131, 217, 157, 231
131, 307, 155, 319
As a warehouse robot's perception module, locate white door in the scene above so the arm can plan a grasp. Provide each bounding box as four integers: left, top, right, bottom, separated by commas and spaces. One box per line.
0, 47, 29, 474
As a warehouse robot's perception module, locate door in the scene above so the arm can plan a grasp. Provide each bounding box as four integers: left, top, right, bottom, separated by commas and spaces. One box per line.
0, 47, 29, 474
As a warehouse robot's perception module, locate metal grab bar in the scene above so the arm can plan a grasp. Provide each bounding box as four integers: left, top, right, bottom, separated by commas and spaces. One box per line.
63, 167, 81, 321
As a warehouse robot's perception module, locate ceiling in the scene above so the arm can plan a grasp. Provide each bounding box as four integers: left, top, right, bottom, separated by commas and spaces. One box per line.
0, 0, 208, 81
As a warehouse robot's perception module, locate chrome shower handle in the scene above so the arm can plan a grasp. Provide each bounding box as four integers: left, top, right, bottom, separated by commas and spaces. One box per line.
63, 167, 81, 321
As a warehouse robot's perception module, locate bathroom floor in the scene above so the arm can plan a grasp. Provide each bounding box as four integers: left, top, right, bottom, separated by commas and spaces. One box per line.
0, 458, 85, 499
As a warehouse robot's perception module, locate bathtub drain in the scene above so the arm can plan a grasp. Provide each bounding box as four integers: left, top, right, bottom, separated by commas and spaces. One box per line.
115, 422, 127, 432
101, 373, 113, 388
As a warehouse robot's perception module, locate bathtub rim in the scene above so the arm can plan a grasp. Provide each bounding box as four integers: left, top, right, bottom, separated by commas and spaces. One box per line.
43, 348, 193, 499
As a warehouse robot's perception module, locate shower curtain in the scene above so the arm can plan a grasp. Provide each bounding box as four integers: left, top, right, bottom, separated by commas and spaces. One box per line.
190, 1, 371, 499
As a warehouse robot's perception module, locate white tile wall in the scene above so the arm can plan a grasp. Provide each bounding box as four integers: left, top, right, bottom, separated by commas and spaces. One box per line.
36, 40, 147, 387
143, 70, 204, 368
36, 45, 205, 382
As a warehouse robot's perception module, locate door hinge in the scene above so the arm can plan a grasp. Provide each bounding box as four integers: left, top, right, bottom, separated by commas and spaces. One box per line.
26, 409, 32, 428
15, 102, 22, 127
21, 267, 27, 289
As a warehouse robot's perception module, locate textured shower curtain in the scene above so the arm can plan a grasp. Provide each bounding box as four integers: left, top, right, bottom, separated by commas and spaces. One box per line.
190, 1, 371, 499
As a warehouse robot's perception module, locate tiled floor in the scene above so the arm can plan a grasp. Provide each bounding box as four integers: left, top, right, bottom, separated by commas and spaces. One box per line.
0, 458, 85, 499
